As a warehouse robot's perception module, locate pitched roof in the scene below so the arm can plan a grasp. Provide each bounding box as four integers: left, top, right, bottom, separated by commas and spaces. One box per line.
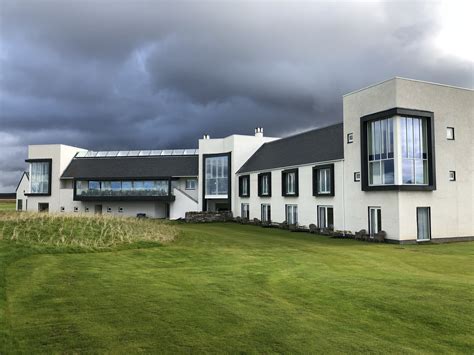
238, 123, 344, 174
15, 172, 29, 192
61, 156, 198, 179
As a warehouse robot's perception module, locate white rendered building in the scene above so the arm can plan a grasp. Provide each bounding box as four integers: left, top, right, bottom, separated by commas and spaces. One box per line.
17, 78, 473, 243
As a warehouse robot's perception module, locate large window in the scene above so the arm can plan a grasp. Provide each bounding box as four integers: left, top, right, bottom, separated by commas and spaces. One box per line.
282, 169, 298, 196
368, 117, 394, 185
286, 204, 298, 225
205, 155, 229, 197
317, 206, 334, 230
76, 180, 170, 197
258, 172, 271, 197
313, 164, 334, 196
29, 160, 51, 195
261, 204, 271, 223
362, 108, 435, 191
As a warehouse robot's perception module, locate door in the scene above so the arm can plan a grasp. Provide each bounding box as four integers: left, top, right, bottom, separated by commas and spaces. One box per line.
369, 207, 382, 236
38, 203, 49, 212
417, 207, 431, 241
94, 204, 102, 215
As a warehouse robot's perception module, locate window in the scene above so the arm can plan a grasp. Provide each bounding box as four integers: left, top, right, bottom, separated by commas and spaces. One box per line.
261, 204, 271, 223
17, 199, 23, 211
446, 127, 455, 140
38, 203, 49, 212
417, 207, 431, 241
76, 179, 170, 197
347, 133, 354, 143
368, 117, 395, 185
29, 160, 51, 195
239, 175, 250, 197
368, 207, 382, 236
118, 207, 123, 213
354, 172, 361, 182
74, 207, 78, 212
317, 206, 334, 230
361, 108, 435, 191
185, 179, 197, 190
449, 171, 456, 181
205, 155, 229, 197
258, 173, 271, 197
286, 204, 298, 225
241, 203, 249, 219
313, 164, 334, 196
282, 169, 298, 196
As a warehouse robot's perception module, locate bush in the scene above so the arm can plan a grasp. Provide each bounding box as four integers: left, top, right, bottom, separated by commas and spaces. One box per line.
0, 212, 178, 249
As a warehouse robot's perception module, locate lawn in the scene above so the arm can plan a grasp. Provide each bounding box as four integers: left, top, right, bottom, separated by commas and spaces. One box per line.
0, 201, 15, 211
1, 216, 473, 353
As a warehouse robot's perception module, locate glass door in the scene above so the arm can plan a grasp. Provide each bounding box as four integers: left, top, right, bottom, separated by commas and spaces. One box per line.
369, 207, 382, 236
417, 207, 431, 241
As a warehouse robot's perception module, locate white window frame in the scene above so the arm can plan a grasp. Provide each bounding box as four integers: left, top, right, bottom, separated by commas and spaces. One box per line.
368, 207, 382, 237
318, 168, 331, 194
261, 204, 271, 223
286, 172, 296, 195
261, 175, 269, 195
242, 176, 249, 196
317, 205, 334, 229
185, 179, 197, 190
241, 203, 250, 219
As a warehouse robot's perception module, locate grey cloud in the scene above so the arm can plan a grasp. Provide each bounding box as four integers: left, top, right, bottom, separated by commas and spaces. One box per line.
0, 0, 472, 191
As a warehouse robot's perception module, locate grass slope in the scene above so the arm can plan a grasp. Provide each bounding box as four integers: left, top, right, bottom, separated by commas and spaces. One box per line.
1, 220, 473, 353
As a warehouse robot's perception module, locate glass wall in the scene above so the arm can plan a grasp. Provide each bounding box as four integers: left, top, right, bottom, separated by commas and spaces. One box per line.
30, 161, 50, 194
76, 180, 169, 197
368, 118, 394, 185
205, 156, 228, 197
400, 117, 428, 184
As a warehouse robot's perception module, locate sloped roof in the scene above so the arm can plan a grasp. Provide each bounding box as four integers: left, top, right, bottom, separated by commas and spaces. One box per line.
238, 123, 344, 173
61, 156, 198, 179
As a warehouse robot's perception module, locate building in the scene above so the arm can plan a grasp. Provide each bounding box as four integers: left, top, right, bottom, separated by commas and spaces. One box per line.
16, 77, 473, 243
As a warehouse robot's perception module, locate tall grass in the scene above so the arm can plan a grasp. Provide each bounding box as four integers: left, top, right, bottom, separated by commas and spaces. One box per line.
0, 212, 178, 249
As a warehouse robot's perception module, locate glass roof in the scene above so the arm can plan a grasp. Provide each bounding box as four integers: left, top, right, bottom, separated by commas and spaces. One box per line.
76, 149, 198, 158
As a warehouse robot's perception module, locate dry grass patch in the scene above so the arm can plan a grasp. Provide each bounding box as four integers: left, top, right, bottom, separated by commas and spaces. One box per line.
0, 212, 178, 249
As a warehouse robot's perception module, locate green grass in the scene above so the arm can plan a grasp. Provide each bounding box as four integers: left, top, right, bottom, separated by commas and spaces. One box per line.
0, 215, 473, 353
0, 201, 15, 211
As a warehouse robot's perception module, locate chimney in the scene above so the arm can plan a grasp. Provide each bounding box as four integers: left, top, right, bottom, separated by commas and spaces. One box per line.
203, 134, 210, 140
254, 127, 263, 138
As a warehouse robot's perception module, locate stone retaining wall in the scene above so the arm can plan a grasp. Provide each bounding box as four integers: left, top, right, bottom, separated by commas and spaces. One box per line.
185, 211, 233, 223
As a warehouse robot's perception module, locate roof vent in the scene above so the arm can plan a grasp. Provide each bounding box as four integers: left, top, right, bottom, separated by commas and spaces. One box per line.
203, 134, 210, 140
255, 127, 263, 138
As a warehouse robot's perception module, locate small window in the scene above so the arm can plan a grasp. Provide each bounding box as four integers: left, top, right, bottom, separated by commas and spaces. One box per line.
17, 199, 23, 211
261, 204, 271, 223
185, 179, 197, 190
60, 206, 65, 212
74, 207, 78, 212
285, 204, 298, 225
241, 203, 249, 219
282, 169, 298, 196
107, 207, 112, 213
347, 133, 354, 144
368, 207, 382, 237
446, 127, 455, 140
118, 207, 123, 213
449, 171, 456, 181
317, 206, 334, 230
354, 172, 361, 182
239, 175, 250, 197
313, 165, 334, 196
85, 207, 89, 212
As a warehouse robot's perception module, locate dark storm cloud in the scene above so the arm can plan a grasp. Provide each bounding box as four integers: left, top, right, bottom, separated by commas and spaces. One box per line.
0, 0, 472, 191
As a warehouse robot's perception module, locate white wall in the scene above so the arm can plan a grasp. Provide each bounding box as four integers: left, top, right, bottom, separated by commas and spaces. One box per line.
235, 161, 344, 228
15, 173, 29, 211
170, 187, 199, 219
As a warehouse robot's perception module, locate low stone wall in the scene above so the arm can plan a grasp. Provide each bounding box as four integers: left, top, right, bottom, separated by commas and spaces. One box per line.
185, 211, 233, 223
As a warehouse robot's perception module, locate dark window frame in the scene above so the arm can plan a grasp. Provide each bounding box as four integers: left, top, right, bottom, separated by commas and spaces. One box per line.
238, 175, 250, 197
202, 152, 232, 211
416, 206, 432, 241
449, 171, 456, 181
446, 127, 455, 140
258, 172, 272, 197
354, 172, 361, 182
24, 159, 52, 196
313, 164, 335, 197
360, 107, 436, 191
347, 133, 354, 144
281, 168, 299, 197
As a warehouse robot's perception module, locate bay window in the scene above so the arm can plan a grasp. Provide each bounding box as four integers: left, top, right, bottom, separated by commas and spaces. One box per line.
361, 108, 435, 191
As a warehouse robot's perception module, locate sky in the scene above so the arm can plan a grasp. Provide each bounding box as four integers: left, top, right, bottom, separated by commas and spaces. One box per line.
0, 0, 473, 192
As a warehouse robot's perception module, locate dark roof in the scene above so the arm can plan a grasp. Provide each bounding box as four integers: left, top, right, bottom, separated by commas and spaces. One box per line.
61, 156, 198, 179
238, 123, 344, 173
